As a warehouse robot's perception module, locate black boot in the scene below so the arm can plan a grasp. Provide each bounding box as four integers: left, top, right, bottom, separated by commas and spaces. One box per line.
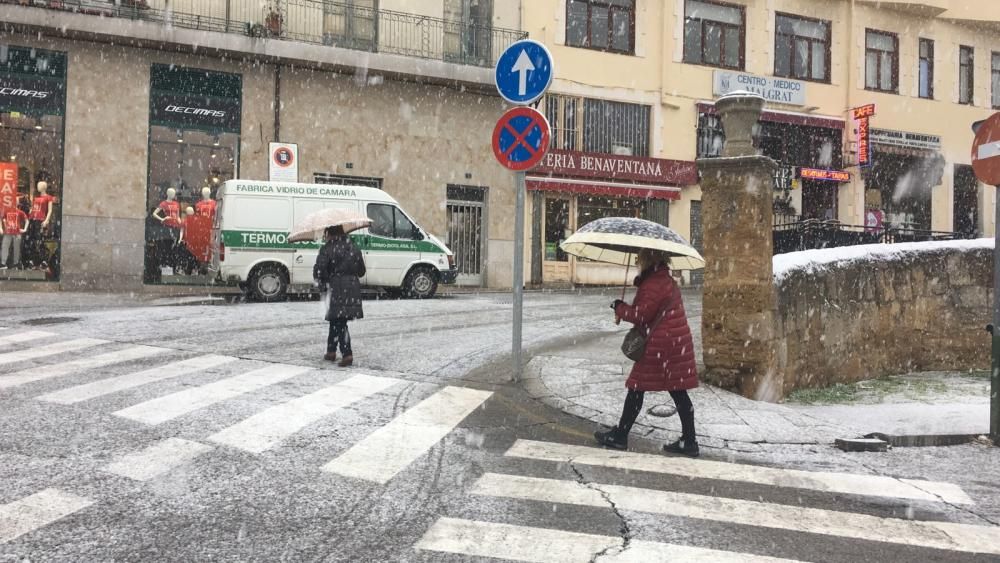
594, 427, 628, 450
662, 439, 699, 457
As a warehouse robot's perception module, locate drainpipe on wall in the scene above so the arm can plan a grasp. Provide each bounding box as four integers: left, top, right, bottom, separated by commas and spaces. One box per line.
274, 64, 281, 143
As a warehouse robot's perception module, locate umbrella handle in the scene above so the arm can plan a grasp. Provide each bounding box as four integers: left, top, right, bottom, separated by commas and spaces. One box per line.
615, 253, 631, 325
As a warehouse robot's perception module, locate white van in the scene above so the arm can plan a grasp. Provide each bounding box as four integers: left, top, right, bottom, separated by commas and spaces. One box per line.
211, 180, 457, 301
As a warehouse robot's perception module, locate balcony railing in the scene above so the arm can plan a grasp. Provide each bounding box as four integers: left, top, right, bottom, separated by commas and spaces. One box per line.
4, 0, 527, 68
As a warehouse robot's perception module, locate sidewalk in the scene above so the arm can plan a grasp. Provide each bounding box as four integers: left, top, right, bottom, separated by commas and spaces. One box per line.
521, 331, 867, 452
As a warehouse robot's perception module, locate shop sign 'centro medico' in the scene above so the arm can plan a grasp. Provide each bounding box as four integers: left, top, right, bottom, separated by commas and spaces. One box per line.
713, 70, 806, 106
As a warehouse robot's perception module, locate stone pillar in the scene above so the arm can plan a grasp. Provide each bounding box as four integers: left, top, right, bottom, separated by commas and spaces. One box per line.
698, 92, 783, 401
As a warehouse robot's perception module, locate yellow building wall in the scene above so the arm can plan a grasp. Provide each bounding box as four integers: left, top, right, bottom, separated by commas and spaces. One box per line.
524, 0, 1000, 251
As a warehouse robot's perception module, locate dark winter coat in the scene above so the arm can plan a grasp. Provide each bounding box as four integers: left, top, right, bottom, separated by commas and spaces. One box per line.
614, 266, 698, 392
314, 236, 367, 321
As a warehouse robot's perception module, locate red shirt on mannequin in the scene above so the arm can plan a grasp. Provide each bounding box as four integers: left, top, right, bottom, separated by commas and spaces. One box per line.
195, 199, 217, 220
3, 208, 28, 235
30, 194, 55, 222
158, 199, 181, 228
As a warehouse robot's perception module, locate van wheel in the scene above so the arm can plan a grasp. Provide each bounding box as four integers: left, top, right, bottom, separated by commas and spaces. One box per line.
404, 267, 438, 299
249, 264, 289, 302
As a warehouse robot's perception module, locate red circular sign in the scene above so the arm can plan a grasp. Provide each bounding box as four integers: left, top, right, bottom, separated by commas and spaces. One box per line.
492, 106, 550, 172
273, 146, 295, 168
971, 113, 1000, 185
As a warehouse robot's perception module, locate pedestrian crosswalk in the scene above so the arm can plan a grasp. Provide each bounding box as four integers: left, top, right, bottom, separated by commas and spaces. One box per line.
0, 488, 94, 545
0, 329, 494, 547
413, 439, 999, 561
0, 328, 996, 561
415, 518, 801, 562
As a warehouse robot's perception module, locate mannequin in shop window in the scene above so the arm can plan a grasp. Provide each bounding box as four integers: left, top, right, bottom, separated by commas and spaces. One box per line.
1, 196, 28, 271
152, 187, 182, 229
175, 206, 200, 275
195, 186, 216, 220
150, 187, 182, 277
25, 181, 55, 270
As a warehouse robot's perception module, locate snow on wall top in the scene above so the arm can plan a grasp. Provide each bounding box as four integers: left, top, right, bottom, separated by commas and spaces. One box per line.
773, 238, 995, 283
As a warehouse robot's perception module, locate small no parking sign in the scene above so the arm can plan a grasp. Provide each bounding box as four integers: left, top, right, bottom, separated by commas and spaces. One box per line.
269, 142, 298, 182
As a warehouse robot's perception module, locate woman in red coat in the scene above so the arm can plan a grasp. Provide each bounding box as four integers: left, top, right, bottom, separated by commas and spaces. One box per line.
595, 248, 700, 456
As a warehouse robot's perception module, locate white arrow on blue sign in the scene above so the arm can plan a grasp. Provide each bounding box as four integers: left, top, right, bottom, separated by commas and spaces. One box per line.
495, 39, 554, 105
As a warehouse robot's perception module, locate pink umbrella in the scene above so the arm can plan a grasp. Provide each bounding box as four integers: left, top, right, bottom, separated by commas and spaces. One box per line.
287, 208, 373, 243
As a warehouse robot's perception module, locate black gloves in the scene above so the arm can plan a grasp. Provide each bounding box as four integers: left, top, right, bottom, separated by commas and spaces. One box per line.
611, 299, 625, 310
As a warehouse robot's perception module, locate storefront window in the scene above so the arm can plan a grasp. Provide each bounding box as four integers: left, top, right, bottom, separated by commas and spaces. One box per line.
544, 198, 570, 262
863, 151, 943, 232
578, 195, 649, 227
145, 64, 241, 285
0, 45, 66, 281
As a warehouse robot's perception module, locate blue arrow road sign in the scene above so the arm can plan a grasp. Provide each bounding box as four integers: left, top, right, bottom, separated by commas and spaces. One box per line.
495, 39, 554, 105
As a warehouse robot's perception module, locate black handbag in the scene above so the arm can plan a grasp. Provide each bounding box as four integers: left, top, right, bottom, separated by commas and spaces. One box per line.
620, 305, 669, 362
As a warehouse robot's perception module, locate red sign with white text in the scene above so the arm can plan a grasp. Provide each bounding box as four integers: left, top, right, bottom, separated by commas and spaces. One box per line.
533, 148, 698, 186
852, 104, 877, 120
0, 162, 18, 213
857, 117, 871, 167
800, 168, 851, 182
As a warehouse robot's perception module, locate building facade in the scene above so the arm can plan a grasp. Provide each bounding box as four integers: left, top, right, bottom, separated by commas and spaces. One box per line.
0, 0, 524, 291
522, 0, 1000, 286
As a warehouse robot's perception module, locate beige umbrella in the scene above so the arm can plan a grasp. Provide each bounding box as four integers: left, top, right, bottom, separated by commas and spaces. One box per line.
560, 218, 705, 325
287, 208, 373, 243
560, 217, 705, 270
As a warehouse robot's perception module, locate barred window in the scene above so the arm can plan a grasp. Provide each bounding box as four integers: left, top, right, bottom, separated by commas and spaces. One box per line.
544, 96, 647, 156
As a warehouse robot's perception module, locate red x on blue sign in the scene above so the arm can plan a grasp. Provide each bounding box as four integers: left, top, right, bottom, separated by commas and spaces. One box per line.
492, 107, 551, 172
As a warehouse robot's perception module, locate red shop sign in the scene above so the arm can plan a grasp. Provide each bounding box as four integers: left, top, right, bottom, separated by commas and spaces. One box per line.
857, 117, 872, 168
533, 148, 698, 186
799, 168, 851, 182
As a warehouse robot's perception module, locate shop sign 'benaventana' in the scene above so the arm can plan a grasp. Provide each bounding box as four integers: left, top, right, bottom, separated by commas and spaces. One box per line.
713, 70, 806, 106
534, 149, 697, 185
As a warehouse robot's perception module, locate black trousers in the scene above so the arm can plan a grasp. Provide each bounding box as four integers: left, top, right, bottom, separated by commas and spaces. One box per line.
23, 220, 43, 266
617, 389, 696, 442
327, 319, 352, 356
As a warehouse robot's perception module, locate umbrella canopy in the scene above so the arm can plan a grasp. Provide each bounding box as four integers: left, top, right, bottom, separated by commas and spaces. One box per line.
560, 217, 705, 270
288, 208, 373, 243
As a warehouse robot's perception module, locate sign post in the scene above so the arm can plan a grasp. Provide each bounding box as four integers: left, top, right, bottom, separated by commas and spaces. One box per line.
494, 40, 553, 381
971, 112, 1000, 444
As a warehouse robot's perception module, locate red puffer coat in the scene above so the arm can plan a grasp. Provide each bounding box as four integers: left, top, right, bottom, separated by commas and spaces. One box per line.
614, 266, 698, 392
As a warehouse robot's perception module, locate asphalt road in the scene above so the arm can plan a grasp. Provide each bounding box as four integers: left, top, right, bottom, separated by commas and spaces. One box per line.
1, 291, 998, 562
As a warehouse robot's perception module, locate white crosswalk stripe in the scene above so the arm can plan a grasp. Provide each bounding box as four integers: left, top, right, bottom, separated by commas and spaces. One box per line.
505, 439, 974, 505
0, 346, 170, 390
0, 338, 107, 366
209, 373, 403, 453
113, 364, 312, 425
415, 517, 802, 562
0, 488, 94, 544
322, 386, 493, 484
36, 354, 237, 404
0, 330, 56, 347
103, 438, 213, 481
470, 472, 1000, 556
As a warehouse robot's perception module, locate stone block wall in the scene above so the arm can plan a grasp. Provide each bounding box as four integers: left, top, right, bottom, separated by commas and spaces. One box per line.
772, 243, 993, 398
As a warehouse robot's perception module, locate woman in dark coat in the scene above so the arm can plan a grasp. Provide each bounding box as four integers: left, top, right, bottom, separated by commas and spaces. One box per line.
313, 226, 366, 366
595, 248, 700, 456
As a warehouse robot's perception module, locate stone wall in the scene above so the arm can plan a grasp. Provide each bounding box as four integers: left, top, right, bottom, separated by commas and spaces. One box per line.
771, 241, 993, 400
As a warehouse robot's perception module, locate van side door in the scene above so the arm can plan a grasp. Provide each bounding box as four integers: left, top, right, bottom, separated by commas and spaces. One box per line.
364, 202, 423, 288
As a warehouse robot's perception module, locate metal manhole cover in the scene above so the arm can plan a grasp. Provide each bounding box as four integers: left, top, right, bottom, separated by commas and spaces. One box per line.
23, 317, 80, 326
